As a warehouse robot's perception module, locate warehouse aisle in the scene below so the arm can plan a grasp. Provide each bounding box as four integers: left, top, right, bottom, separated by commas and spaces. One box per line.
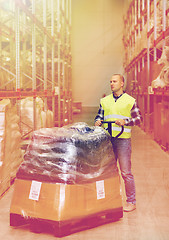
0, 107, 169, 240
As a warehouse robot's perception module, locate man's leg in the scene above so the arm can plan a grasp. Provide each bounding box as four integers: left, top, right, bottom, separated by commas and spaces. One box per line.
112, 138, 136, 211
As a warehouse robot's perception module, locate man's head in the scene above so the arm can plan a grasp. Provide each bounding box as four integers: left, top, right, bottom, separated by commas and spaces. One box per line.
110, 74, 124, 96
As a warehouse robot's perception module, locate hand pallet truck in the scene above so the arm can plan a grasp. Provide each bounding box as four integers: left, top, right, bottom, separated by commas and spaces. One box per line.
10, 121, 124, 237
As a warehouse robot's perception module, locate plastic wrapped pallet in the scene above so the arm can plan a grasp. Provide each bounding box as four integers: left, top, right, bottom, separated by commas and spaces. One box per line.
10, 122, 123, 237
0, 99, 23, 196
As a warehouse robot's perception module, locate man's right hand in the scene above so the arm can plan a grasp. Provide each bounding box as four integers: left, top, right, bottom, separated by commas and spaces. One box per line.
94, 120, 102, 126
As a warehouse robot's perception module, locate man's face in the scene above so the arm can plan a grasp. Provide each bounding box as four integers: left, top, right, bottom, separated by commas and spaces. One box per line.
110, 75, 124, 93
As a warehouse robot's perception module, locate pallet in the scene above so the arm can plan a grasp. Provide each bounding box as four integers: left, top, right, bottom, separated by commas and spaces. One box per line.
10, 208, 123, 237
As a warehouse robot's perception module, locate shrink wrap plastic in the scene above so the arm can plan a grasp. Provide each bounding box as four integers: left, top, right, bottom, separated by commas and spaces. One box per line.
17, 122, 118, 184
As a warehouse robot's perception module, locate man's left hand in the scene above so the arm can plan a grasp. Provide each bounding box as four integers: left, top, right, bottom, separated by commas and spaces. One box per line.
115, 119, 125, 126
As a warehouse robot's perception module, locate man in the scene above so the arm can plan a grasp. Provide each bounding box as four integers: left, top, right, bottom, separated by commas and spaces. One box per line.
95, 74, 142, 212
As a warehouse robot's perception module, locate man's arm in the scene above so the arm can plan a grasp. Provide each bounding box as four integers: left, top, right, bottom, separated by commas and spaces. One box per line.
94, 101, 143, 127
124, 101, 143, 126
94, 104, 104, 126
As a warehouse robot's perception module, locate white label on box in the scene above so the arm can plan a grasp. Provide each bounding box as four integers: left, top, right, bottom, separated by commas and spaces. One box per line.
96, 180, 105, 200
29, 181, 42, 201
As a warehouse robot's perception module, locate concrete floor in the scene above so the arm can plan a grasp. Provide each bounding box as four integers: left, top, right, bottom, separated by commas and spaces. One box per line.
1, 107, 169, 240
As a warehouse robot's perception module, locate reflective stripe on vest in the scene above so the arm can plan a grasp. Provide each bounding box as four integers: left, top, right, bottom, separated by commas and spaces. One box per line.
112, 126, 131, 133
104, 114, 130, 121
101, 93, 135, 138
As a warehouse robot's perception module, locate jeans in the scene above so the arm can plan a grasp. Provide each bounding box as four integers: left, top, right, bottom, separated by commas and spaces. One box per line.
111, 137, 136, 204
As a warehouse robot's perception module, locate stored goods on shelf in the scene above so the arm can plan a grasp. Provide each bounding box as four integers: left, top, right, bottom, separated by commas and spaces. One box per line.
158, 46, 169, 66
0, 99, 23, 196
151, 46, 169, 88
21, 97, 53, 139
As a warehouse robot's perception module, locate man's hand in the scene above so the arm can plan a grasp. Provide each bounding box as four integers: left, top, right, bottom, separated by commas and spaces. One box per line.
95, 120, 102, 126
115, 119, 125, 126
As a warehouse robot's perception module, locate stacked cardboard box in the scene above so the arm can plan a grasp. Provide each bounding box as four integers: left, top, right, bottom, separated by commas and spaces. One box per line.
0, 99, 23, 196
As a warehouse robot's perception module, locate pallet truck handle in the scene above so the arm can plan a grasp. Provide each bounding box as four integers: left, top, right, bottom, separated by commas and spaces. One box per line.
102, 121, 124, 138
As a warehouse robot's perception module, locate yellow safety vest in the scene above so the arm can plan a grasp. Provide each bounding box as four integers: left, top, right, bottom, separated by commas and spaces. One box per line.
100, 93, 135, 138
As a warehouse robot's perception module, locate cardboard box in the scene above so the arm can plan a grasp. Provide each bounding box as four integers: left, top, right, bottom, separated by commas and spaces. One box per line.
10, 175, 122, 222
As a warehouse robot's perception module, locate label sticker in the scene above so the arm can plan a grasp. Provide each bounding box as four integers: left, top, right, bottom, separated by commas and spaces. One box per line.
29, 181, 42, 201
96, 180, 105, 200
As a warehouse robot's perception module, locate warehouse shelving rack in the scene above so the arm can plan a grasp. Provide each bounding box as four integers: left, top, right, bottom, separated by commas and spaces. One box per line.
0, 0, 72, 138
123, 0, 169, 151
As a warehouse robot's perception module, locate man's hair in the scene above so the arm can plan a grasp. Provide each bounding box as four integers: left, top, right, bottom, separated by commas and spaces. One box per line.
112, 74, 124, 83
